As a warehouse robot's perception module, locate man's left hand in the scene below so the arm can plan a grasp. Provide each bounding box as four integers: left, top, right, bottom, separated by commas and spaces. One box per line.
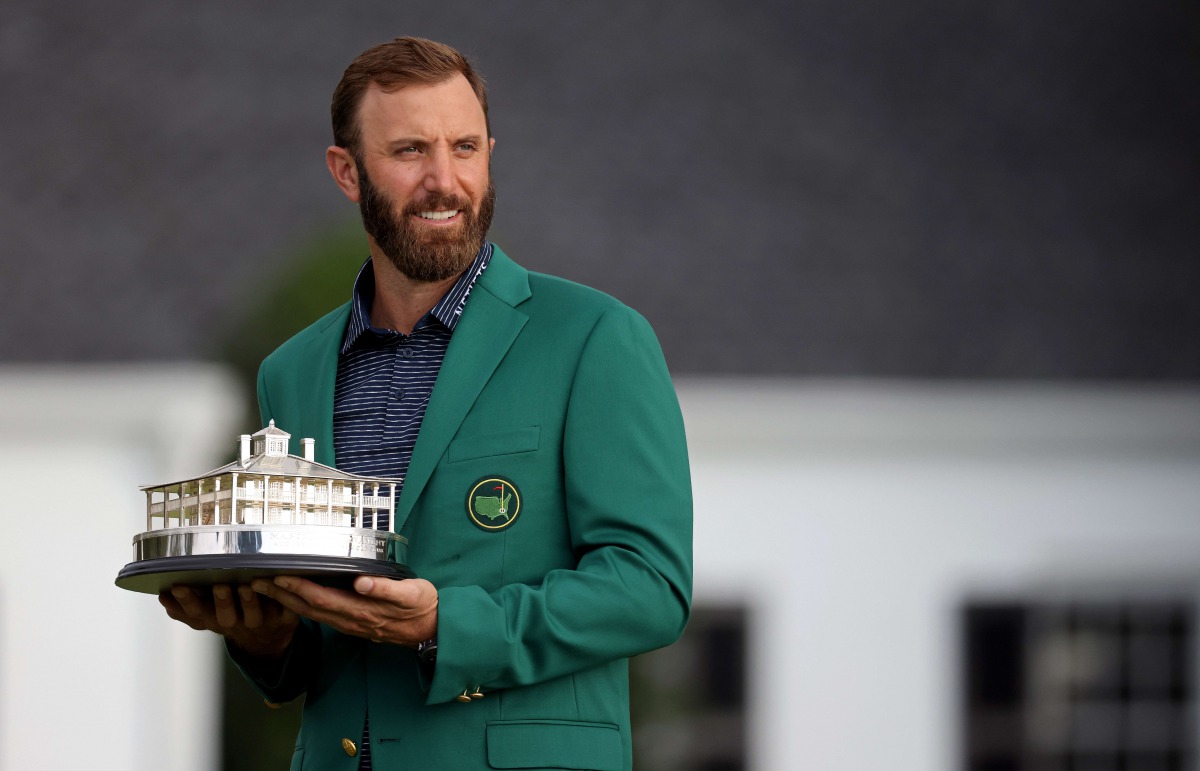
251, 575, 438, 647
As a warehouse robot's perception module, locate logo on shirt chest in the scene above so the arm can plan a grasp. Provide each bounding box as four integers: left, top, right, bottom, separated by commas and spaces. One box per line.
466, 476, 522, 532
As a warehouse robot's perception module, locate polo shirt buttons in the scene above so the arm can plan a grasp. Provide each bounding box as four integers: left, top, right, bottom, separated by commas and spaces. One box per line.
398, 347, 414, 359
341, 738, 358, 757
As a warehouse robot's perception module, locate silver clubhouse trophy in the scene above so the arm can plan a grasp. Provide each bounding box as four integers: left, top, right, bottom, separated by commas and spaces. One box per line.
116, 421, 413, 594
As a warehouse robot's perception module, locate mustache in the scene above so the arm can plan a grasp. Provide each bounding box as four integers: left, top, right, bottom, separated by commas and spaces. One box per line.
403, 193, 471, 216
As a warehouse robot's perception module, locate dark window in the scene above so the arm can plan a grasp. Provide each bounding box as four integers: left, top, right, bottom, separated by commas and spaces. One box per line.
631, 605, 749, 770
963, 599, 1194, 771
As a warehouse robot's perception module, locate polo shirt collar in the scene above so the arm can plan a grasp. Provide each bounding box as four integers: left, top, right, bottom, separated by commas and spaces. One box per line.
341, 242, 493, 354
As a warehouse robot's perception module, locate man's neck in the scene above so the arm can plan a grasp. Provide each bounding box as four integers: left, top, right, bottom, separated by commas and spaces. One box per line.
368, 251, 461, 335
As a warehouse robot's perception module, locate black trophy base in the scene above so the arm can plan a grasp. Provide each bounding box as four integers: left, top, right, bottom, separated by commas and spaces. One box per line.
116, 554, 415, 595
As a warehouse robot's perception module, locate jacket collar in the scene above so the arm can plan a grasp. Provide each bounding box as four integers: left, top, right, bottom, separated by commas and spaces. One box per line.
340, 243, 494, 354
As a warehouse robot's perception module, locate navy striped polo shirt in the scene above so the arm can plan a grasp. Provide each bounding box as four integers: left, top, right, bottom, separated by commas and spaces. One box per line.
335, 242, 492, 771
333, 241, 493, 530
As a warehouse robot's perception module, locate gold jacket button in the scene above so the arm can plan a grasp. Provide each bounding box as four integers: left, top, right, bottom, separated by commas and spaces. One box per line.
456, 690, 473, 703
341, 738, 358, 757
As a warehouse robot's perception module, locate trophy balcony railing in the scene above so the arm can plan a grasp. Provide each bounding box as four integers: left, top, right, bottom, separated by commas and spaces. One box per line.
149, 492, 394, 518
234, 488, 391, 508
240, 488, 342, 506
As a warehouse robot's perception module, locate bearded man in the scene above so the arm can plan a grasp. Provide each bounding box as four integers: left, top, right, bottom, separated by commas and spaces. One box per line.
160, 37, 692, 771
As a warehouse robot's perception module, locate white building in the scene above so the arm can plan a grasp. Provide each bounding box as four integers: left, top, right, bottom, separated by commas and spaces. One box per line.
1, 367, 1197, 770
141, 420, 400, 533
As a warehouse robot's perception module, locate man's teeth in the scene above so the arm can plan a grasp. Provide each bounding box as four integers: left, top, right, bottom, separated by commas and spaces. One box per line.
418, 210, 459, 221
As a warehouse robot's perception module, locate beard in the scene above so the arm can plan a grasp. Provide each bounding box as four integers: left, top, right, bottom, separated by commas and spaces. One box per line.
356, 160, 495, 283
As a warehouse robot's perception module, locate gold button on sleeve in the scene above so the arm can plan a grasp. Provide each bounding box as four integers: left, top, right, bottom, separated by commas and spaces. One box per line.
455, 690, 473, 703
341, 738, 358, 757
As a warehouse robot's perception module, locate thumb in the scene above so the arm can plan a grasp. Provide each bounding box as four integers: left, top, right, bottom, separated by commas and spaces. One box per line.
353, 575, 418, 602
356, 575, 437, 612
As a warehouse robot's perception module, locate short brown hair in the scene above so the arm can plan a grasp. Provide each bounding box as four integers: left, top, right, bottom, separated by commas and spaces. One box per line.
331, 37, 489, 153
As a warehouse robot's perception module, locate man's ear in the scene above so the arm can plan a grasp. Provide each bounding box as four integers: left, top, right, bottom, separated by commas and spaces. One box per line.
326, 146, 361, 203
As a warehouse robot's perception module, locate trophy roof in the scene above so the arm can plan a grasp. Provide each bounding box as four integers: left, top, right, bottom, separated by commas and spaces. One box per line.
140, 452, 402, 491
252, 419, 291, 439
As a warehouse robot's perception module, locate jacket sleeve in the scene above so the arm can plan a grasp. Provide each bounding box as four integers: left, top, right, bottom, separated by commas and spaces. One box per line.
225, 623, 320, 704
426, 305, 693, 704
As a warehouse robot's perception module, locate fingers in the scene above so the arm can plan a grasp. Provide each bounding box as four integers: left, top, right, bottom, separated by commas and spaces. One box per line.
158, 582, 300, 659
159, 591, 207, 631
162, 585, 218, 631
252, 576, 322, 619
212, 585, 239, 628
161, 584, 273, 631
238, 585, 263, 628
240, 586, 301, 632
169, 585, 208, 617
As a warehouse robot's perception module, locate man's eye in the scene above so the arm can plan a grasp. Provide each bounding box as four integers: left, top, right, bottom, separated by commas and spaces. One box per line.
456, 143, 477, 153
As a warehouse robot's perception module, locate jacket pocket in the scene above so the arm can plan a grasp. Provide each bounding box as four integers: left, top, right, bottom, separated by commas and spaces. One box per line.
448, 426, 540, 463
486, 719, 622, 770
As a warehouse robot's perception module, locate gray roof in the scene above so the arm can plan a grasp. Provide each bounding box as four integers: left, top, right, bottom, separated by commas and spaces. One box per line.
3, 1, 1198, 377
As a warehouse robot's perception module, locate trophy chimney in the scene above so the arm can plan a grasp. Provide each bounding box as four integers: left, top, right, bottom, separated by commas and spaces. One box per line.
238, 434, 251, 465
302, 437, 315, 462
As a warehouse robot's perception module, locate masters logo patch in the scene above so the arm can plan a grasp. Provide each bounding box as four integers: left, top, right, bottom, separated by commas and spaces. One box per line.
467, 476, 522, 531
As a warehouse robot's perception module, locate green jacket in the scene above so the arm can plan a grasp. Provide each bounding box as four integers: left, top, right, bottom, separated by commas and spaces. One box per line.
242, 246, 693, 770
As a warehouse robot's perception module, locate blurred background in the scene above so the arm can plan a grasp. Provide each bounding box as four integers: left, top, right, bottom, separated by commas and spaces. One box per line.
1, 1, 1198, 769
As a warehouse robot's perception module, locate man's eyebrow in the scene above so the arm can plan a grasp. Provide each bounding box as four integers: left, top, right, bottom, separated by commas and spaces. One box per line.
384, 137, 429, 150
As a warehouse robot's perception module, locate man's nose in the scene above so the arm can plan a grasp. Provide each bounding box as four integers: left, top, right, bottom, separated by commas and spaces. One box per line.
422, 148, 455, 193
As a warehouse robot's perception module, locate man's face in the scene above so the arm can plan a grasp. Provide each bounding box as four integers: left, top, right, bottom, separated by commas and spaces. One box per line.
351, 76, 495, 282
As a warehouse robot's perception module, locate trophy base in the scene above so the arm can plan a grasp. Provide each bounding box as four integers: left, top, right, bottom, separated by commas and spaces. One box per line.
116, 553, 415, 594
115, 523, 414, 594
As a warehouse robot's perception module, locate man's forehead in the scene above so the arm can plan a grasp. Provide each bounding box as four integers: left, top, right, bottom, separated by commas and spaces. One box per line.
357, 75, 485, 134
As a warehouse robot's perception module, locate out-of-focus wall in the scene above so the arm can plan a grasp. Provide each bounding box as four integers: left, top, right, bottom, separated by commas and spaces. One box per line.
681, 379, 1200, 770
3, 370, 1196, 769
0, 365, 243, 771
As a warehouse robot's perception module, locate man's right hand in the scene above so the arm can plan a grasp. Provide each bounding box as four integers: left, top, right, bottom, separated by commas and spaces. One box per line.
160, 584, 300, 659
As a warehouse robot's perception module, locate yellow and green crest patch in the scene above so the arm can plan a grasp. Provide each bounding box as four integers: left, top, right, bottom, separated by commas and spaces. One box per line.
466, 476, 521, 531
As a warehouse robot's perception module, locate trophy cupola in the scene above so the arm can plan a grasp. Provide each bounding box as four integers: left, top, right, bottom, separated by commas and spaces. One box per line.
251, 420, 291, 458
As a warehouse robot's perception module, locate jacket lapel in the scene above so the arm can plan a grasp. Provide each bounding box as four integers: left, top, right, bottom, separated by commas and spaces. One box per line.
394, 247, 531, 530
